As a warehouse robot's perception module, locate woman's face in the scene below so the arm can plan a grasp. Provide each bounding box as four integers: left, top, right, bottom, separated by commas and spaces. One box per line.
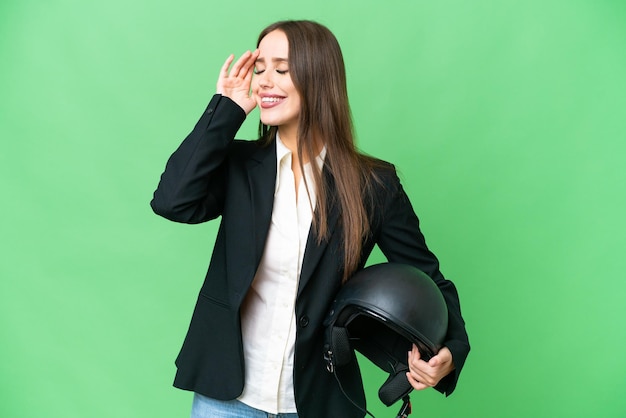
252, 30, 301, 134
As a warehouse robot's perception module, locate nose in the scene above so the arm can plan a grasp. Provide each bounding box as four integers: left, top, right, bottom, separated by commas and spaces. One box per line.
256, 71, 273, 89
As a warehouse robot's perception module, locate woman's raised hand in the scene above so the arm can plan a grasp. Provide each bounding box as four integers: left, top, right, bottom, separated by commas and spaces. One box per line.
216, 50, 260, 115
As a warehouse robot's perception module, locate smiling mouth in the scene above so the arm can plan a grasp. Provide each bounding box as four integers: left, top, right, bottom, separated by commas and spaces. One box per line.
261, 97, 284, 103
259, 96, 285, 109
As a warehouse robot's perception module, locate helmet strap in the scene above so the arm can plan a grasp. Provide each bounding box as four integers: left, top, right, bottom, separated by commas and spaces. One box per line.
396, 396, 412, 418
326, 357, 376, 418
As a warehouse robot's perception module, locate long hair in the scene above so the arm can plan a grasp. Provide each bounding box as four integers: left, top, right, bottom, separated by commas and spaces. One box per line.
256, 20, 381, 281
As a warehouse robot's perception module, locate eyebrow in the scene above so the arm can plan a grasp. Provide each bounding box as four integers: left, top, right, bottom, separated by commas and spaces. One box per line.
255, 57, 289, 64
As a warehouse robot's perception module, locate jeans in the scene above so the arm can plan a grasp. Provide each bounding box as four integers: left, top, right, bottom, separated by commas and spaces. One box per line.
190, 393, 299, 418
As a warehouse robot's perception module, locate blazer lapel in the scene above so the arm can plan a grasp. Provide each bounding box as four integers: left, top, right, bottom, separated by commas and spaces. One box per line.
298, 167, 340, 296
235, 143, 340, 299
227, 140, 277, 309
246, 142, 277, 267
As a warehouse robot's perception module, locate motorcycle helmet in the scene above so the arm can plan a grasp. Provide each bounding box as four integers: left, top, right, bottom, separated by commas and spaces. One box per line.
323, 263, 448, 407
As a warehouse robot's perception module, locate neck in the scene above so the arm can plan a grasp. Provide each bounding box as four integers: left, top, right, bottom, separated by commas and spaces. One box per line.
277, 126, 323, 165
277, 125, 298, 155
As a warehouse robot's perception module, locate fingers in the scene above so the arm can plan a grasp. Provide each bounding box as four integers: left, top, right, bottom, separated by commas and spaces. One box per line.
407, 345, 434, 388
406, 371, 430, 391
406, 344, 450, 389
225, 50, 258, 79
216, 50, 259, 104
220, 54, 235, 78
428, 354, 440, 367
242, 49, 259, 84
411, 343, 421, 360
217, 54, 235, 95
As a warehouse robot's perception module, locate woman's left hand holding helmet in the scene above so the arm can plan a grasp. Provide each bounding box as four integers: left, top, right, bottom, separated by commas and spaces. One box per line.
406, 344, 455, 390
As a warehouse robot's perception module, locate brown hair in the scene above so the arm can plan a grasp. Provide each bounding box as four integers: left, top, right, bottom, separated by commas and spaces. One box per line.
257, 20, 382, 281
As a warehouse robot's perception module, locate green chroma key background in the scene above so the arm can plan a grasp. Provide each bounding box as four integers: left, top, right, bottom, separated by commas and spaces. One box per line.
1, 0, 625, 416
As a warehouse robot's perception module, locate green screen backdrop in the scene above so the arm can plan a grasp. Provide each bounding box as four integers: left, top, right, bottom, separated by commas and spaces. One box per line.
2, 1, 625, 417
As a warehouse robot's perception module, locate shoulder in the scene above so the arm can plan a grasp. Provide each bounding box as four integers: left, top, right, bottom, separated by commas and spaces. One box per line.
360, 154, 401, 190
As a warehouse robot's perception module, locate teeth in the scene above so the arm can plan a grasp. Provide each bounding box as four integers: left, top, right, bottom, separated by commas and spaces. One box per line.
262, 97, 282, 103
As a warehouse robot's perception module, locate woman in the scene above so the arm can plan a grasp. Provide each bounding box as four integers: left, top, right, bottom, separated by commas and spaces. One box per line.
151, 20, 470, 418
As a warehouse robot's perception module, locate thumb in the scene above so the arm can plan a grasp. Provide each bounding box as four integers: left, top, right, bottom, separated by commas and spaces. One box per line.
428, 353, 440, 367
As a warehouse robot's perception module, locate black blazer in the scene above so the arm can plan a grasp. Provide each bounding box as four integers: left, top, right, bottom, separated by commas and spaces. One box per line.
151, 95, 470, 417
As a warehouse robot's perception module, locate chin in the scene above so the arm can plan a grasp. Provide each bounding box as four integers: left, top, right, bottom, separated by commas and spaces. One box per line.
259, 116, 280, 127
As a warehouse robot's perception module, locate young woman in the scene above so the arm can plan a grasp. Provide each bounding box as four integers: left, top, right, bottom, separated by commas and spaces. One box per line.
151, 20, 470, 418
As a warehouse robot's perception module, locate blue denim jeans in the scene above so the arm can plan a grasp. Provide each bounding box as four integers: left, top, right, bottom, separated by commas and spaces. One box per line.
191, 393, 299, 418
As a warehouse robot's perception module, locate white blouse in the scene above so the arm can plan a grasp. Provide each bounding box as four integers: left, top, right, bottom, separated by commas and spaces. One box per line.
237, 134, 325, 414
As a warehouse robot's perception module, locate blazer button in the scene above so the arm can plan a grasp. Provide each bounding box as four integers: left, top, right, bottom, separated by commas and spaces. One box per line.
299, 316, 309, 327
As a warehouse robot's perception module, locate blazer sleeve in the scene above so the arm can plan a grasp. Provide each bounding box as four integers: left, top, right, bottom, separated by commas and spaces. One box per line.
150, 95, 247, 224
375, 168, 470, 396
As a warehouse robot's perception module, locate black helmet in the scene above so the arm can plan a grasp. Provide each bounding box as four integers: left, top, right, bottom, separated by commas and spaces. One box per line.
323, 263, 448, 409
